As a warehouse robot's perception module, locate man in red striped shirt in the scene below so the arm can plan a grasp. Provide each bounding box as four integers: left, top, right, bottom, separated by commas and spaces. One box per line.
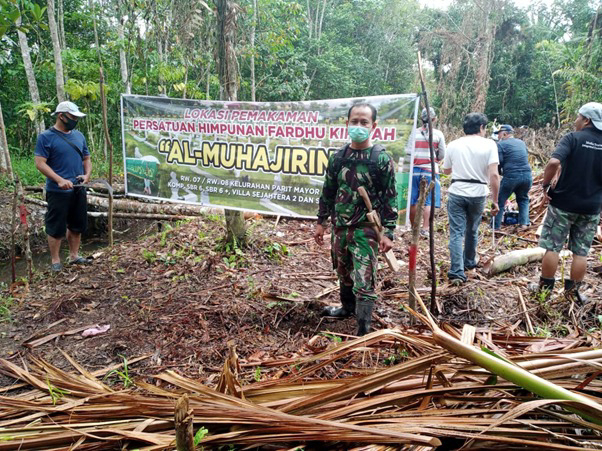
410, 107, 446, 236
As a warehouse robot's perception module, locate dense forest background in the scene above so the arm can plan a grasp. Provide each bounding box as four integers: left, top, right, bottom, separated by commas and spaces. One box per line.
0, 0, 600, 185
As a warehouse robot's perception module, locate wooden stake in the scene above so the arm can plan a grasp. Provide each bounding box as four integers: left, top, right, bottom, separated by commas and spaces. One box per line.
99, 68, 114, 248
517, 287, 535, 336
10, 178, 17, 283
417, 52, 438, 314
174, 394, 194, 451
15, 175, 33, 281
409, 178, 429, 316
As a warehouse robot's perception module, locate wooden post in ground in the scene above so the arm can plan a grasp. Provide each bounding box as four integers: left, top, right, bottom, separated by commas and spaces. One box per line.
15, 175, 33, 281
409, 178, 429, 317
99, 68, 114, 248
175, 394, 194, 451
417, 51, 438, 314
10, 178, 17, 283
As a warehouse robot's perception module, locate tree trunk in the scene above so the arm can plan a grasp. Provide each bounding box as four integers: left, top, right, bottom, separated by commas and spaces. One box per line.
58, 0, 65, 50
0, 101, 14, 178
206, 60, 211, 100
47, 0, 66, 102
89, 0, 103, 68
99, 68, 114, 248
250, 0, 257, 102
118, 17, 131, 94
174, 394, 194, 451
16, 18, 45, 135
216, 0, 246, 245
470, 0, 496, 112
182, 62, 188, 99
483, 247, 571, 277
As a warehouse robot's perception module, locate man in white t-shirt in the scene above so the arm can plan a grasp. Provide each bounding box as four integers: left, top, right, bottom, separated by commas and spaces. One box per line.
442, 113, 500, 285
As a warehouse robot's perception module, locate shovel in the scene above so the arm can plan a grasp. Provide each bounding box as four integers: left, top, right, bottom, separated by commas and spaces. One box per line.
356, 186, 400, 272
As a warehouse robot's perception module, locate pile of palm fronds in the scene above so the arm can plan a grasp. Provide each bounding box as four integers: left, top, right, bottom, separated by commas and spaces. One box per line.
2, 320, 602, 451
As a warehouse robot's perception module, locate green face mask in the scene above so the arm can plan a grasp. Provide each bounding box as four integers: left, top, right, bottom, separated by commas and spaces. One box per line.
348, 126, 371, 143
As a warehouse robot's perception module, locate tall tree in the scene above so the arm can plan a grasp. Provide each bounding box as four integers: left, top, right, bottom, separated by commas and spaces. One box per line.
57, 0, 65, 49
16, 15, 45, 135
250, 0, 256, 101
470, 0, 499, 112
118, 17, 131, 94
216, 0, 246, 245
0, 101, 13, 177
47, 0, 66, 101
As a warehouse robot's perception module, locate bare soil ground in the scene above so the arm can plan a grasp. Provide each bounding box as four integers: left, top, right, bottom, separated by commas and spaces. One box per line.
2, 187, 601, 388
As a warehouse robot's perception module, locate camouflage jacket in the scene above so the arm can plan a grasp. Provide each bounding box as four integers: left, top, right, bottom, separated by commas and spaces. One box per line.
317, 145, 398, 240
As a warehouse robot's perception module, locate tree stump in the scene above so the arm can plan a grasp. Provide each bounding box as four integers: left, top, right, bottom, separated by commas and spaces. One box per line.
175, 394, 194, 451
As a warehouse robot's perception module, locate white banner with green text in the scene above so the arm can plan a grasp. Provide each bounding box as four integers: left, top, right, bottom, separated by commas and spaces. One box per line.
121, 94, 419, 222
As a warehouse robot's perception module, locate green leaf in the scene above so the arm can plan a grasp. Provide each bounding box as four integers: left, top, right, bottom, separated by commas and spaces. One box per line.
7, 8, 19, 22
193, 427, 208, 446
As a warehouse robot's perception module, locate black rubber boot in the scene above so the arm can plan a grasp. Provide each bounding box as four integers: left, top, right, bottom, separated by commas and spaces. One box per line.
322, 284, 356, 318
564, 279, 588, 303
528, 277, 555, 300
355, 301, 373, 336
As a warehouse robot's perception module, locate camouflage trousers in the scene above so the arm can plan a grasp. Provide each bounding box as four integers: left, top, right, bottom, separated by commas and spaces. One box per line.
331, 225, 379, 304
539, 204, 599, 256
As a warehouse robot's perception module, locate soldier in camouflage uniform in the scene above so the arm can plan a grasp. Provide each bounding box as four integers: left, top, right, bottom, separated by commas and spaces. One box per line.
530, 102, 602, 302
314, 103, 398, 336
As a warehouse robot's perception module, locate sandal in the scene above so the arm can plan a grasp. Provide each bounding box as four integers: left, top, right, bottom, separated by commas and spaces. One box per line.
68, 256, 91, 265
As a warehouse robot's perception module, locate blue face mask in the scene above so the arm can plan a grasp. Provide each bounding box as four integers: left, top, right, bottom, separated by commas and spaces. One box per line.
348, 126, 371, 143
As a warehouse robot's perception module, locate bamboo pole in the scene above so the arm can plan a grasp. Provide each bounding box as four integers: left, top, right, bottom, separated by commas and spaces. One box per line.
416, 52, 437, 314
99, 68, 114, 248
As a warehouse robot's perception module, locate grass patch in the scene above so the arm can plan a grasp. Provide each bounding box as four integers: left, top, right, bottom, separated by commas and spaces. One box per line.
12, 157, 44, 186
0, 284, 14, 322
7, 151, 124, 188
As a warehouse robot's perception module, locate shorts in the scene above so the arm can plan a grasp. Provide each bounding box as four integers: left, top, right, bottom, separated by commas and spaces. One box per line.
539, 204, 599, 256
411, 172, 441, 208
45, 188, 88, 238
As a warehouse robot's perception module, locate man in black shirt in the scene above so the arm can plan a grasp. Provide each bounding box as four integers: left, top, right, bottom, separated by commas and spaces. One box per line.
532, 102, 602, 302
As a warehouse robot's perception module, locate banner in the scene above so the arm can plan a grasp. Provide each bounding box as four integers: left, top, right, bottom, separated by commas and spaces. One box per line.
121, 94, 420, 221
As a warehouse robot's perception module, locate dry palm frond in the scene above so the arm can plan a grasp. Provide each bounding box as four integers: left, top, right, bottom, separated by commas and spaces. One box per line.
0, 326, 601, 450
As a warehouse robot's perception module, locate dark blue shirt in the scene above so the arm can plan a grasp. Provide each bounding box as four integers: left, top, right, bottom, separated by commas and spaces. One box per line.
497, 137, 531, 176
34, 128, 90, 192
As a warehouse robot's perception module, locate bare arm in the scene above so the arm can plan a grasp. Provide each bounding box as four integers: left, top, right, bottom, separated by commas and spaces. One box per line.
488, 163, 500, 215
35, 156, 73, 190
443, 167, 452, 175
542, 157, 561, 187
82, 156, 92, 183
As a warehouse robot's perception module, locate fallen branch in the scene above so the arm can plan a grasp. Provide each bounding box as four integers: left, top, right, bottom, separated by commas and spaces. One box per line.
483, 247, 571, 276
517, 287, 535, 335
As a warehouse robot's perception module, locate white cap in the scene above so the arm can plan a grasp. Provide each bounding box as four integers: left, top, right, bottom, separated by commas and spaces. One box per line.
52, 101, 86, 117
578, 102, 602, 130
